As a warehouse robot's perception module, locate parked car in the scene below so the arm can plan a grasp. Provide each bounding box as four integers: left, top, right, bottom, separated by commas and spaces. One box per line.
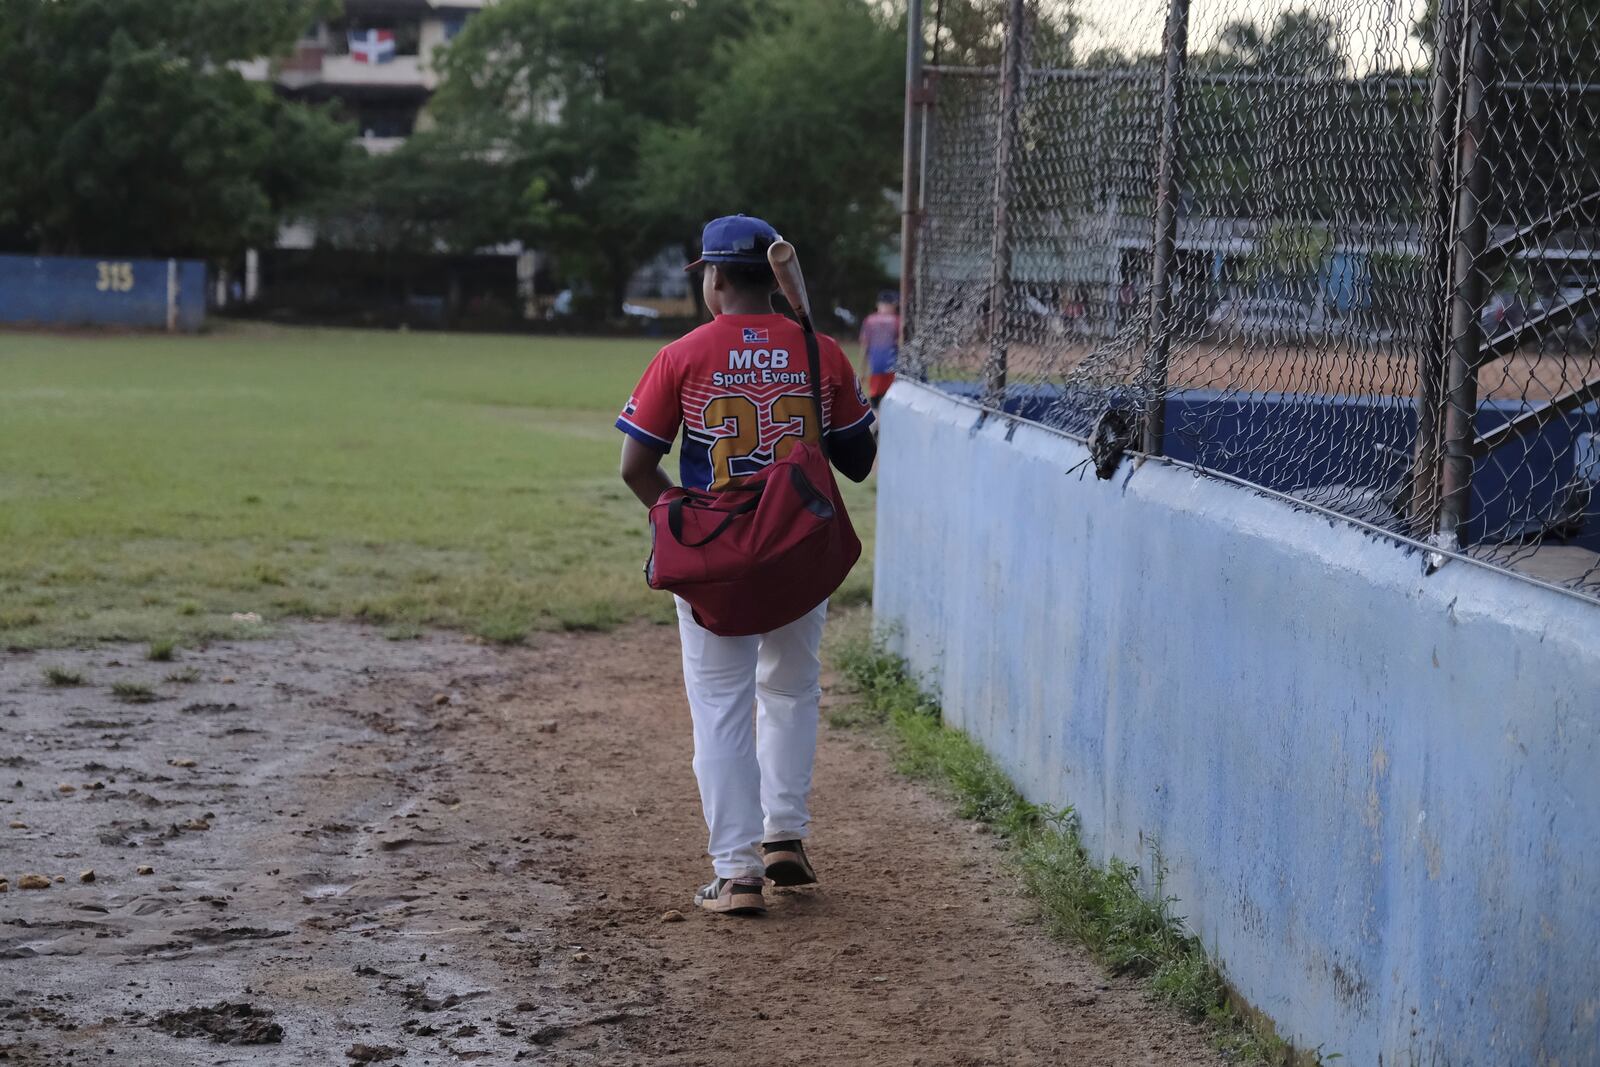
1207, 297, 1329, 339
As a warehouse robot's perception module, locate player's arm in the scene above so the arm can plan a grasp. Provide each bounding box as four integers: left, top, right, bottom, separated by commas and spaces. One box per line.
616, 347, 681, 507
830, 430, 876, 483
620, 436, 673, 508
821, 337, 877, 482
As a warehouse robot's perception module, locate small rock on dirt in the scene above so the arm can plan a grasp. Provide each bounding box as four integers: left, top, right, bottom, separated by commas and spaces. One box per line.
18, 873, 51, 890
9, 821, 25, 829
58, 783, 76, 794
659, 909, 686, 923
79, 869, 95, 883
136, 865, 154, 876
168, 758, 197, 768
537, 720, 559, 734
346, 1043, 402, 1062
432, 693, 450, 706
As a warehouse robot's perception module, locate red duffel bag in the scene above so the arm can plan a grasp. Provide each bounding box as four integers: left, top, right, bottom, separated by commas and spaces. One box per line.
645, 331, 861, 637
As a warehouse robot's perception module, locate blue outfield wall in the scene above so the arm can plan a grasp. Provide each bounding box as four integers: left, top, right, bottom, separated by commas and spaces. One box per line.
0, 254, 206, 331
874, 380, 1600, 1066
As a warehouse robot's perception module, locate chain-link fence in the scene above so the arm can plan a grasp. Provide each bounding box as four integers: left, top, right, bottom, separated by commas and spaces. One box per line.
903, 0, 1600, 603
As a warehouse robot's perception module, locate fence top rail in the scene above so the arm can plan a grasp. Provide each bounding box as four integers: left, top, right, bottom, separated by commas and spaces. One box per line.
924, 62, 1600, 96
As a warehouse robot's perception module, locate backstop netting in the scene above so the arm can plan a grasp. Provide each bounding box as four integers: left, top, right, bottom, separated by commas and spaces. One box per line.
905, 0, 1600, 603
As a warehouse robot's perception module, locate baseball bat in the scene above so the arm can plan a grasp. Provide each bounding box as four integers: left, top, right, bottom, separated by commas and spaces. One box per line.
766, 240, 813, 326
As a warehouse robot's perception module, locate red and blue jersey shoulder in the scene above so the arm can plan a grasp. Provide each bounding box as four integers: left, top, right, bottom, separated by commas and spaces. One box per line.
616, 315, 874, 491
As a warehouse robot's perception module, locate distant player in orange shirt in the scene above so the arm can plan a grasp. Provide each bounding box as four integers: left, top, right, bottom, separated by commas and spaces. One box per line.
858, 290, 901, 412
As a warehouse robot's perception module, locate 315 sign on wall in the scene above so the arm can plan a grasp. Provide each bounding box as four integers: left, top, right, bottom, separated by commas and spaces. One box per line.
96, 262, 135, 292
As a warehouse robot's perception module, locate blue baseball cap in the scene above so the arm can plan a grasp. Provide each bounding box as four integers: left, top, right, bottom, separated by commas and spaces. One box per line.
684, 214, 780, 271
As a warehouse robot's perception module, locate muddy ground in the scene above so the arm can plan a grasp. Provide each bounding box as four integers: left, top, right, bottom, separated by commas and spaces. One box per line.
1, 622, 1225, 1065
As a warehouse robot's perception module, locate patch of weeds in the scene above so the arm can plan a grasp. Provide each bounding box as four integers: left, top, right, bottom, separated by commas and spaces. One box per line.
44, 666, 86, 687
147, 638, 177, 662
111, 681, 157, 704
555, 603, 623, 633
830, 582, 873, 609
473, 616, 529, 645
252, 563, 286, 587
835, 635, 1293, 1065
178, 602, 200, 617
164, 667, 201, 684
383, 624, 424, 641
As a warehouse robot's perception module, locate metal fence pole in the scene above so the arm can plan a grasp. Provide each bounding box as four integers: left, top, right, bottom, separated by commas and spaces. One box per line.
900, 0, 926, 347
1140, 0, 1191, 455
983, 0, 1027, 407
1438, 0, 1495, 546
1409, 0, 1462, 531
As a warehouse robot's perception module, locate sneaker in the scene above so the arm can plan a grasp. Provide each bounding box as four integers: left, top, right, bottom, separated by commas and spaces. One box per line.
761, 839, 818, 887
693, 877, 766, 915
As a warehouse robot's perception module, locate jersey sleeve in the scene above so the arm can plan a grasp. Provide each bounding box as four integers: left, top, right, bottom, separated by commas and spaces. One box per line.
615, 347, 681, 453
822, 337, 875, 441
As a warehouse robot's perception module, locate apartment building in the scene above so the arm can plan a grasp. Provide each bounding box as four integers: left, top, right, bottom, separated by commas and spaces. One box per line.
240, 0, 489, 155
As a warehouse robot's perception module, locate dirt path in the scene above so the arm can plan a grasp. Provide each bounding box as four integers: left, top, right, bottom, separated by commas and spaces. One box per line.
1, 622, 1224, 1065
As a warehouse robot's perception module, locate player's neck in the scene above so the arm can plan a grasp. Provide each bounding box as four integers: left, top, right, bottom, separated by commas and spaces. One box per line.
717, 295, 775, 316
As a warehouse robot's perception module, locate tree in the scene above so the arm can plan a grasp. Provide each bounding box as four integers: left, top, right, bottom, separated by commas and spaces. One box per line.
0, 0, 352, 259
635, 0, 905, 316
427, 0, 757, 317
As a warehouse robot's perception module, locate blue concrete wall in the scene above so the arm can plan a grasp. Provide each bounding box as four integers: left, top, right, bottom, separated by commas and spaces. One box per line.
0, 254, 206, 331
875, 380, 1600, 1066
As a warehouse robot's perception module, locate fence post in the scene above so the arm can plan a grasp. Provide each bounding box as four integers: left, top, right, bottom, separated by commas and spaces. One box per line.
983, 0, 1027, 408
1140, 0, 1192, 455
1438, 0, 1495, 546
1410, 0, 1462, 531
900, 0, 926, 349
166, 259, 179, 333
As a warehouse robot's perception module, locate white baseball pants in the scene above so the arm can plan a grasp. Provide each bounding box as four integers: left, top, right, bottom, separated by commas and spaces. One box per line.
674, 596, 827, 880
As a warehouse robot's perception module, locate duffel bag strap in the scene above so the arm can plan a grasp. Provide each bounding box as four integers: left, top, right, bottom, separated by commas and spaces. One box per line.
667, 491, 763, 548
801, 318, 830, 460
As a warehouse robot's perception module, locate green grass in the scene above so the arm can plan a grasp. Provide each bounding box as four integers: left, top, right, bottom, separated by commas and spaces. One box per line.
146, 637, 177, 661
164, 666, 201, 684
0, 323, 875, 648
830, 630, 1294, 1065
43, 665, 86, 686
110, 681, 157, 703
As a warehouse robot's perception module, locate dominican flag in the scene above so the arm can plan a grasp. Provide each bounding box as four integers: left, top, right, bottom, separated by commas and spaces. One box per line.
349, 29, 396, 64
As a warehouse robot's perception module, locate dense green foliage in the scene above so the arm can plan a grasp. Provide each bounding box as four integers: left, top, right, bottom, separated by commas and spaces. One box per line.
0, 0, 351, 258
408, 0, 904, 318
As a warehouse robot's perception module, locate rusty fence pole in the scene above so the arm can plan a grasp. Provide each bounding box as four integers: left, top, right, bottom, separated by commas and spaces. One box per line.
1438, 0, 1495, 547
1140, 0, 1192, 455
900, 0, 926, 349
983, 0, 1027, 407
1409, 0, 1462, 532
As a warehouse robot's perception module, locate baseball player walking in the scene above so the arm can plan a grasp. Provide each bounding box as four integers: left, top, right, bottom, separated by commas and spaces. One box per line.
616, 215, 878, 915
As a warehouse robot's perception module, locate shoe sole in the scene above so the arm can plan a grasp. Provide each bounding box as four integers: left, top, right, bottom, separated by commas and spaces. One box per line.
763, 857, 818, 887
694, 897, 767, 915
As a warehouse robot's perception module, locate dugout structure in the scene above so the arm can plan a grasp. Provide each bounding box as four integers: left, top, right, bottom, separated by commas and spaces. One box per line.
900, 0, 1600, 605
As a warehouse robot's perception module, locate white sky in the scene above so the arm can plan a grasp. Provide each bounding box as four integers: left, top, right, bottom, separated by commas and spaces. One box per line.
1067, 0, 1432, 72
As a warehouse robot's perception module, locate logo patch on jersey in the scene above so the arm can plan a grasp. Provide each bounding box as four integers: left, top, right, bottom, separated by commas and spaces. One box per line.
742, 327, 769, 343
856, 380, 869, 405
623, 396, 638, 416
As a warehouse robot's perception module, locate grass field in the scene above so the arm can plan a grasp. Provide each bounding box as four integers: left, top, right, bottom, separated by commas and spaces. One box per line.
0, 323, 875, 649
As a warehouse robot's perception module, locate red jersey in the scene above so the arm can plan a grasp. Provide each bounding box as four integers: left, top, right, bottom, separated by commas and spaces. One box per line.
616, 313, 875, 492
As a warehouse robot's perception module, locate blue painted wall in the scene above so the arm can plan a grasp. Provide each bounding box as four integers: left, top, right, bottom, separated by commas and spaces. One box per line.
0, 254, 206, 331
875, 381, 1600, 1066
